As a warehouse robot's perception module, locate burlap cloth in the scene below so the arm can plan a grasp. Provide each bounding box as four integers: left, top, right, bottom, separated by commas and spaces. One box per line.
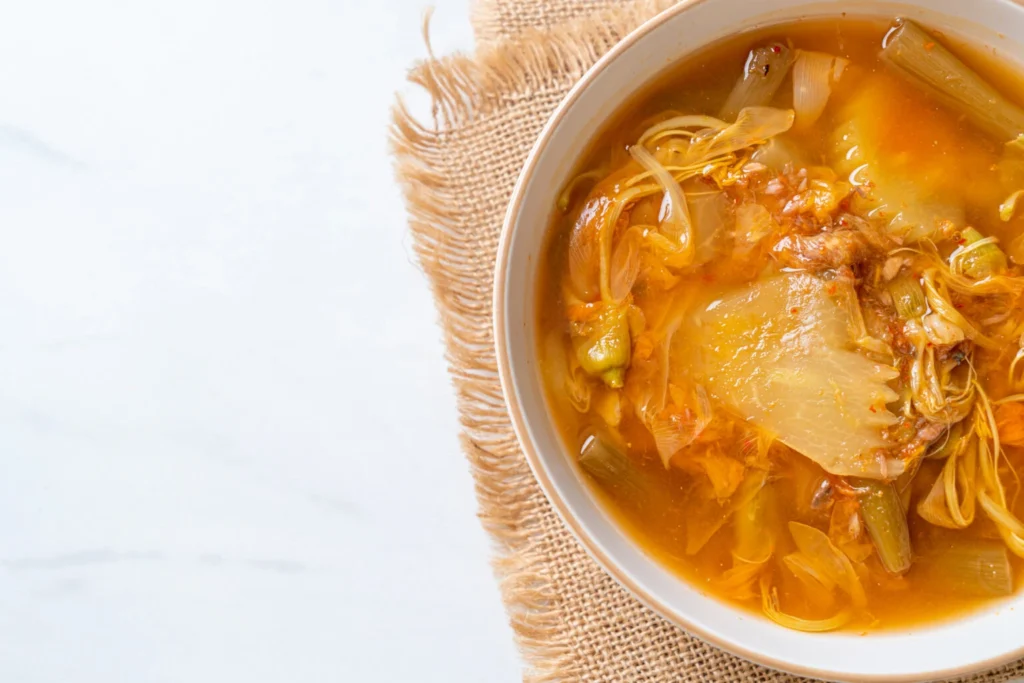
391, 1, 1024, 680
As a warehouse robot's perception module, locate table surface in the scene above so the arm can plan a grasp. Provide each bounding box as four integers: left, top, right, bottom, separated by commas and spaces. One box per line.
0, 1, 521, 681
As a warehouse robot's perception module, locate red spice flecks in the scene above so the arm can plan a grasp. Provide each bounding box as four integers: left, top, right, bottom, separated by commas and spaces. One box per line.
702, 273, 715, 283
924, 41, 936, 51
771, 45, 782, 53
869, 405, 877, 413
827, 283, 838, 295
790, 307, 800, 314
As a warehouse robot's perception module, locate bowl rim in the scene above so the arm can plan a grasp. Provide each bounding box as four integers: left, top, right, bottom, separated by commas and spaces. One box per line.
492, 0, 1024, 679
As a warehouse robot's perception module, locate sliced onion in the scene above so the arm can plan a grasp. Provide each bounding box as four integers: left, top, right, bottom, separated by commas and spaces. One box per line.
788, 521, 866, 607
792, 50, 849, 129
651, 412, 699, 467
688, 189, 731, 265
919, 436, 977, 528
650, 385, 711, 467
687, 106, 795, 163
784, 552, 837, 592
716, 560, 765, 600
918, 466, 968, 529
760, 576, 853, 632
629, 145, 694, 266
567, 195, 610, 299
609, 228, 642, 301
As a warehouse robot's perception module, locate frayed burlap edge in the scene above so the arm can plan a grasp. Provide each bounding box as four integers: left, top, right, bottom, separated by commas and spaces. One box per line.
390, 2, 676, 681
399, 0, 677, 131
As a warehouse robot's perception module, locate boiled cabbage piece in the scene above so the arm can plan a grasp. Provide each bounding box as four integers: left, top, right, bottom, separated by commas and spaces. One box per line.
675, 273, 902, 478
827, 74, 1004, 242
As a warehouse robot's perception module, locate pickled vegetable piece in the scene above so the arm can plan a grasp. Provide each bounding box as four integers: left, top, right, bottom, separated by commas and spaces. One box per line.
678, 273, 901, 478
852, 478, 912, 575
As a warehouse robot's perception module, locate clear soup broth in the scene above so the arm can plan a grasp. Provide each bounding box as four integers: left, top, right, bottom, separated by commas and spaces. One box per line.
538, 17, 1024, 631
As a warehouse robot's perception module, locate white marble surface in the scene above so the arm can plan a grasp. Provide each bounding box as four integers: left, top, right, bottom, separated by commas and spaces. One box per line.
0, 1, 520, 681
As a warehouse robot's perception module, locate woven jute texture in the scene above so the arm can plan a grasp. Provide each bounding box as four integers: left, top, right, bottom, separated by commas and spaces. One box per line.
390, 1, 1024, 680
471, 0, 622, 44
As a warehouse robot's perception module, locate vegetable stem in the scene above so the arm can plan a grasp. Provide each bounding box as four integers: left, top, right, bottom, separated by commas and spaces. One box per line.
720, 43, 794, 121
952, 227, 1008, 279
578, 432, 656, 504
881, 20, 1024, 141
852, 478, 913, 574
919, 539, 1014, 597
887, 272, 926, 320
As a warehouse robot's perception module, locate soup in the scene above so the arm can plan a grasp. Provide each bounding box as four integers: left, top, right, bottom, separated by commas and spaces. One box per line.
538, 17, 1024, 632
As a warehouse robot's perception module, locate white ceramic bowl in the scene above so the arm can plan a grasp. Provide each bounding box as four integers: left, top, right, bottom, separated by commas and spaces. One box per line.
494, 0, 1024, 680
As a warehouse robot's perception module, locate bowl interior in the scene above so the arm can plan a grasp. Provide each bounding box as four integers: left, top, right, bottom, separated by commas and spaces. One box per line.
497, 0, 1024, 680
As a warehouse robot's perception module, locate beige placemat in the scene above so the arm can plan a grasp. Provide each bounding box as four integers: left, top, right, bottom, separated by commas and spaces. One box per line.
391, 1, 1024, 680
471, 0, 622, 44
